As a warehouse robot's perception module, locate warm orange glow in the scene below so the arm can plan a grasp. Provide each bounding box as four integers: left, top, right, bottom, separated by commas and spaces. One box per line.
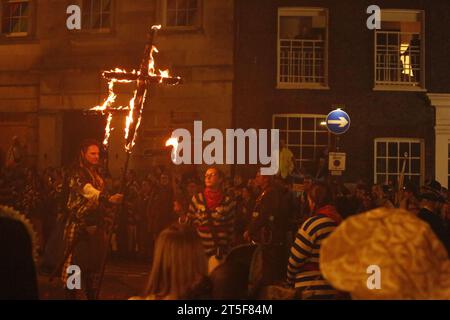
91, 24, 178, 152
124, 94, 136, 152
103, 113, 113, 147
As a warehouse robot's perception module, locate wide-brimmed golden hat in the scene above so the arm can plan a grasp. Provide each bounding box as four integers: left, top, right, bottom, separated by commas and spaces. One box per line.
320, 208, 450, 299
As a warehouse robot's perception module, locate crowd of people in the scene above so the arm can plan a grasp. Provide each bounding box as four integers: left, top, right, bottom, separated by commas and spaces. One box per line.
1, 138, 450, 300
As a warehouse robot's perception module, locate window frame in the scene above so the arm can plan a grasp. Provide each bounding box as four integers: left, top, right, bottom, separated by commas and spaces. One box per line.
0, 0, 34, 38
277, 7, 329, 90
373, 9, 426, 92
448, 141, 450, 189
161, 0, 202, 30
373, 137, 425, 186
272, 113, 330, 170
69, 0, 115, 34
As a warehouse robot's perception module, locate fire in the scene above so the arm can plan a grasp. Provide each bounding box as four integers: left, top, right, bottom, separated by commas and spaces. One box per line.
165, 137, 179, 162
90, 24, 180, 153
148, 46, 171, 82
103, 113, 113, 147
124, 94, 136, 152
91, 80, 117, 113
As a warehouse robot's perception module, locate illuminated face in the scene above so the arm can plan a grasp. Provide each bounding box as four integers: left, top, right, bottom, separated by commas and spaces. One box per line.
83, 145, 100, 166
205, 168, 222, 189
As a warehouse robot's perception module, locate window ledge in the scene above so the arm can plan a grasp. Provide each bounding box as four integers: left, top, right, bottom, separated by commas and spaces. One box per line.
373, 85, 427, 92
69, 28, 114, 36
159, 26, 204, 36
277, 83, 330, 90
0, 34, 38, 45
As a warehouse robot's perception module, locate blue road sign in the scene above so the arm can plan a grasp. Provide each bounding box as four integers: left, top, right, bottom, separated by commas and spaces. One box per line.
326, 109, 351, 135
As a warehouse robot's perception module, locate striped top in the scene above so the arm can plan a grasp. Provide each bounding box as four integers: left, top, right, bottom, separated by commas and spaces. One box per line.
188, 192, 236, 257
287, 213, 339, 299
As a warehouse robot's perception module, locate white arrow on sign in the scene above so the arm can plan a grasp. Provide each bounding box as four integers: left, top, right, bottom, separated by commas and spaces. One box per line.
327, 117, 348, 128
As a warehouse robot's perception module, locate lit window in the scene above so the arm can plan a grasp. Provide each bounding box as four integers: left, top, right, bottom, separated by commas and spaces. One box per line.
273, 114, 329, 171
374, 138, 424, 186
81, 0, 112, 31
1, 0, 30, 36
164, 0, 200, 28
277, 8, 328, 89
375, 10, 424, 89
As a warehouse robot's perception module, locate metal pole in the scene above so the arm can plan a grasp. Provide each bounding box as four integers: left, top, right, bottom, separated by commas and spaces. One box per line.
95, 151, 131, 299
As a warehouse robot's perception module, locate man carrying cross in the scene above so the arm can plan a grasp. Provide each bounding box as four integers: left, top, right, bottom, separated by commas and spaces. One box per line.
61, 139, 123, 300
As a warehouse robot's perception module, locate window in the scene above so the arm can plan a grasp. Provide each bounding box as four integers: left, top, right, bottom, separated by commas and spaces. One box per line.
374, 10, 424, 89
163, 0, 200, 28
277, 8, 328, 89
81, 0, 112, 31
273, 114, 329, 171
374, 138, 424, 186
448, 142, 450, 188
1, 0, 31, 37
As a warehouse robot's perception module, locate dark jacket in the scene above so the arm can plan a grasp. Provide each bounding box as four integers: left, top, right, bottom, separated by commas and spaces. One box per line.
418, 208, 450, 254
248, 185, 291, 245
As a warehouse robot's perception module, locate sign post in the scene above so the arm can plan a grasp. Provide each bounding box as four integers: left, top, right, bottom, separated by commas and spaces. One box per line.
326, 108, 351, 176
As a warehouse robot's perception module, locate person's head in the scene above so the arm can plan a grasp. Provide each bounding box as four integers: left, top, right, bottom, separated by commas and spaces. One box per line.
307, 182, 333, 211
254, 171, 272, 190
79, 139, 101, 167
160, 173, 170, 187
280, 139, 287, 149
303, 175, 313, 191
204, 167, 224, 190
355, 183, 369, 200
141, 180, 151, 193
233, 174, 243, 188
12, 136, 20, 146
420, 193, 443, 211
186, 181, 198, 197
241, 186, 252, 201
371, 184, 386, 199
145, 224, 208, 299
420, 180, 445, 211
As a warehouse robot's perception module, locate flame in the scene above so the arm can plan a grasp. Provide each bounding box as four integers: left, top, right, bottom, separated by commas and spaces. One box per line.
124, 94, 136, 151
148, 46, 158, 76
103, 113, 113, 147
159, 69, 170, 82
91, 80, 117, 113
165, 137, 179, 163
124, 90, 147, 152
90, 24, 179, 153
147, 46, 171, 83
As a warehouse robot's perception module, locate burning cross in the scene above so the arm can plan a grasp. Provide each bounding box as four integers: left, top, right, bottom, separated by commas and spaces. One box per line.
87, 25, 181, 299
90, 25, 181, 153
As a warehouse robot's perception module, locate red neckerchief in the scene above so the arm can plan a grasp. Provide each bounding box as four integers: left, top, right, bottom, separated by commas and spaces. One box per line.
204, 187, 224, 211
315, 205, 343, 225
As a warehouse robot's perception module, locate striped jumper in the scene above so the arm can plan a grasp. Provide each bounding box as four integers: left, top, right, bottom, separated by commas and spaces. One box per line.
188, 192, 236, 257
287, 205, 341, 299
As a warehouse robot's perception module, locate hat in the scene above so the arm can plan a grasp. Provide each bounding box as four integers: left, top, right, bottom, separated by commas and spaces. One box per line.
420, 180, 446, 203
320, 208, 450, 299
